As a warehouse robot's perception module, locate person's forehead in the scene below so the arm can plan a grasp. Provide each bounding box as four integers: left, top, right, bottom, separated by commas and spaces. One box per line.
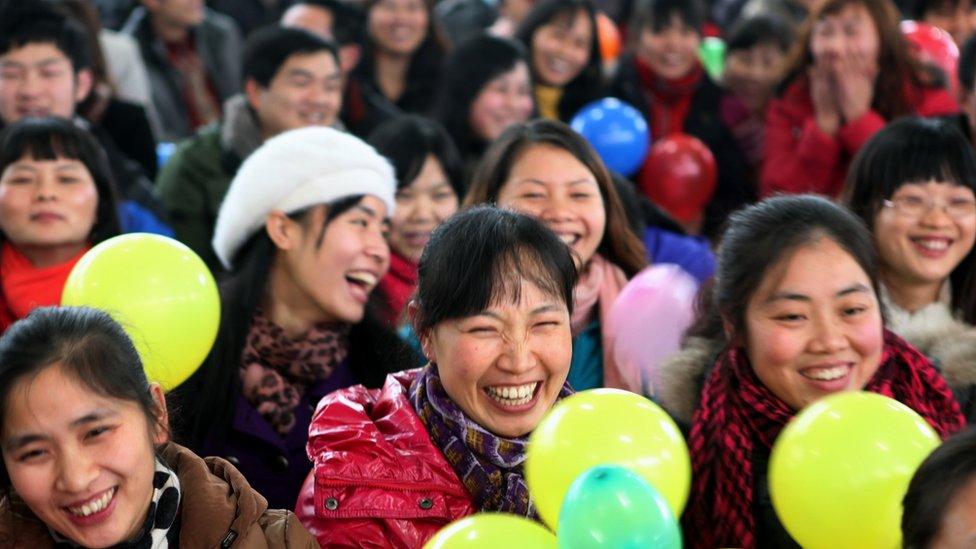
0, 41, 73, 66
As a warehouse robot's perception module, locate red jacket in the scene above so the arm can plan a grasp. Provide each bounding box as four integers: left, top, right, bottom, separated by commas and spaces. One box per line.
296, 370, 477, 548
761, 77, 959, 198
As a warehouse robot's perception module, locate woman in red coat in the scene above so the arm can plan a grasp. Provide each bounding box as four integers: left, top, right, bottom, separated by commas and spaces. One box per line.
761, 0, 959, 198
296, 206, 579, 547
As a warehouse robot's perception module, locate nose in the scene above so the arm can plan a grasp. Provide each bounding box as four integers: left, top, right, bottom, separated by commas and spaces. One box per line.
539, 194, 574, 224
55, 448, 99, 494
18, 69, 43, 97
35, 176, 58, 202
365, 226, 390, 264
497, 332, 537, 374
807, 314, 850, 355
919, 200, 955, 227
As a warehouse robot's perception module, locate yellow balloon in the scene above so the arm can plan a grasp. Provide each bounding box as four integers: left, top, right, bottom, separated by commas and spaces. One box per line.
769, 391, 941, 549
423, 514, 556, 548
526, 389, 690, 530
61, 234, 219, 391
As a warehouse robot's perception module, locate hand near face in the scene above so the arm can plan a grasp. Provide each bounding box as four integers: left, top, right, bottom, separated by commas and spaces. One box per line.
833, 47, 877, 123
808, 61, 841, 136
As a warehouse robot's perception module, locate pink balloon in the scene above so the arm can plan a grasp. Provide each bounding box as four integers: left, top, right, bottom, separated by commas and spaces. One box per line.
607, 265, 699, 397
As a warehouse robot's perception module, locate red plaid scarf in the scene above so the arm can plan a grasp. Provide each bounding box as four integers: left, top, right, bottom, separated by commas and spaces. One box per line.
683, 329, 965, 548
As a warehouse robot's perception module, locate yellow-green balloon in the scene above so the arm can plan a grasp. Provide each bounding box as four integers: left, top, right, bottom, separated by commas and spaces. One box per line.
769, 391, 941, 549
526, 389, 691, 530
423, 514, 556, 548
61, 234, 219, 391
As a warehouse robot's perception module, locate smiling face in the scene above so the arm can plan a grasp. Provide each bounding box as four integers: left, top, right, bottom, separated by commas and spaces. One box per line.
389, 155, 458, 263
636, 13, 702, 81
275, 196, 391, 325
0, 155, 98, 256
469, 61, 534, 142
723, 42, 786, 112
247, 51, 343, 139
530, 8, 593, 87
496, 144, 606, 266
368, 0, 429, 57
1, 364, 166, 548
810, 2, 880, 69
423, 279, 572, 437
742, 237, 884, 411
873, 180, 976, 296
0, 42, 91, 125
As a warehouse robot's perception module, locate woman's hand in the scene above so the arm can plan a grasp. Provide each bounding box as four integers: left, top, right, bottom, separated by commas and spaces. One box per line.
809, 62, 841, 136
834, 49, 878, 123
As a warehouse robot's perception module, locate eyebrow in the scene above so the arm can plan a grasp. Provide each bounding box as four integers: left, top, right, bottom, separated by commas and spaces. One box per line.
4, 408, 118, 451
515, 178, 595, 186
479, 303, 565, 318
0, 58, 67, 69
764, 283, 872, 304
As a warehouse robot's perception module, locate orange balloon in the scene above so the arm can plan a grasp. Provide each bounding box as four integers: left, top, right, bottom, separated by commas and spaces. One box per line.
597, 12, 621, 62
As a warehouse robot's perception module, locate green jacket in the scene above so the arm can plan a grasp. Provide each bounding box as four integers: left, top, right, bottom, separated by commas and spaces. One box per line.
156, 95, 261, 273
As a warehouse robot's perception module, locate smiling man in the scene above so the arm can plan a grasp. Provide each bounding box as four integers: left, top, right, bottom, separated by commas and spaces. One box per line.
156, 26, 344, 274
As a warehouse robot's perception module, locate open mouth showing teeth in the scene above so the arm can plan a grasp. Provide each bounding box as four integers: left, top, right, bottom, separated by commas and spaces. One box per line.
66, 487, 116, 517
556, 233, 581, 246
485, 382, 539, 406
345, 271, 377, 290
912, 238, 951, 251
300, 112, 326, 123
801, 365, 849, 381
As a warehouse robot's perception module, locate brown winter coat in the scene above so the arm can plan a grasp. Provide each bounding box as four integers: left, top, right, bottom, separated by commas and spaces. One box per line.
0, 443, 317, 548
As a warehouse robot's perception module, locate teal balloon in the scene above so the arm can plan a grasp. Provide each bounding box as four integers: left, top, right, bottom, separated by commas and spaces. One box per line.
699, 36, 726, 80
557, 465, 681, 549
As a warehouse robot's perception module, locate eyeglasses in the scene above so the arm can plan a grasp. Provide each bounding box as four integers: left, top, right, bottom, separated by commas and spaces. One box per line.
882, 195, 976, 220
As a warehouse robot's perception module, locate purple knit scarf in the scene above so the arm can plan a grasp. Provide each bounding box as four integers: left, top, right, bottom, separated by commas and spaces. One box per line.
409, 364, 572, 518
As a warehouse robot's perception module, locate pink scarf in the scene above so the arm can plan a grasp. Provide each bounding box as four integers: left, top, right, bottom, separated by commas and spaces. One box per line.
571, 254, 637, 392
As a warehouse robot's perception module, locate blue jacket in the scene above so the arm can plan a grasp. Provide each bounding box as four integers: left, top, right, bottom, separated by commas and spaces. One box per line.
643, 227, 715, 284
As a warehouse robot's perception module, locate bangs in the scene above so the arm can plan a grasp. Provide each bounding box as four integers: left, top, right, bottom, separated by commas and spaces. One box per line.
0, 118, 87, 168
485, 246, 570, 308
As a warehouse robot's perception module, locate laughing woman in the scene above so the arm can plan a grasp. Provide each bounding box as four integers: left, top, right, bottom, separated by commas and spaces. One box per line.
658, 195, 966, 548
170, 127, 417, 510
844, 117, 976, 421
296, 206, 578, 547
465, 119, 647, 392
0, 307, 317, 547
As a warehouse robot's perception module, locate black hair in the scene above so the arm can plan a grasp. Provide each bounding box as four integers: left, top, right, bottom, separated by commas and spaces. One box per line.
903, 427, 976, 548
465, 119, 649, 277
368, 115, 465, 198
629, 0, 705, 35
960, 34, 976, 93
0, 306, 161, 491
725, 13, 794, 53
287, 0, 366, 45
689, 195, 881, 342
516, 0, 604, 121
843, 117, 976, 324
242, 25, 340, 88
412, 205, 578, 333
170, 197, 418, 451
0, 1, 92, 73
433, 35, 532, 161
0, 117, 122, 246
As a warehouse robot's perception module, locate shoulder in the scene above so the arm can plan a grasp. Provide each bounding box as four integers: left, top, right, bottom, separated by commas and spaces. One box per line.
656, 337, 724, 425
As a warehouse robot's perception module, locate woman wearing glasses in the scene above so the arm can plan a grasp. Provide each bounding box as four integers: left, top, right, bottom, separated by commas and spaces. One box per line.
844, 117, 976, 422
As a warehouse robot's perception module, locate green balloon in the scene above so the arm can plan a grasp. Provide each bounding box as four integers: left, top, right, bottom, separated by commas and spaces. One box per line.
557, 465, 682, 549
699, 36, 726, 80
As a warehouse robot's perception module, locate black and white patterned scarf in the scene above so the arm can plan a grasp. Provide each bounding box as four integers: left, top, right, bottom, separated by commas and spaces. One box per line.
51, 458, 181, 549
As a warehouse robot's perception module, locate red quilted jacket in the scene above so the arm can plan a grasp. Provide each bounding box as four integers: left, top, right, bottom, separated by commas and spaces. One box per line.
296, 370, 477, 548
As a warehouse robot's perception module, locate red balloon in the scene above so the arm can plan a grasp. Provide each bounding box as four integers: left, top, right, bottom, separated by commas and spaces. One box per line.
901, 21, 959, 91
638, 135, 717, 222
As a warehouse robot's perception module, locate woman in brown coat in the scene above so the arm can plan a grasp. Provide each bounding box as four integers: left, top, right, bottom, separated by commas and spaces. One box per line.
0, 307, 317, 548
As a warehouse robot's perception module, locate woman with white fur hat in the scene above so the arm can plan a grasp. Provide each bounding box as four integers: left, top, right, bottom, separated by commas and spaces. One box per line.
169, 126, 420, 510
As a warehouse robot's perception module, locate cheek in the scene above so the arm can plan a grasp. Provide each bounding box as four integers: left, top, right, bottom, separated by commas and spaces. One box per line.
433, 198, 458, 222
583, 203, 606, 241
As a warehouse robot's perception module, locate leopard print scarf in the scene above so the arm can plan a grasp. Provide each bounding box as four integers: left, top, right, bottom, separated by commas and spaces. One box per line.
240, 309, 349, 435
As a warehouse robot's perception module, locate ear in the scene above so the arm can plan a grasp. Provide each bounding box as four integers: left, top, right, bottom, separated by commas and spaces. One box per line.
148, 383, 170, 445
74, 68, 94, 105
244, 78, 265, 112
407, 301, 436, 363
339, 44, 361, 75
265, 210, 300, 251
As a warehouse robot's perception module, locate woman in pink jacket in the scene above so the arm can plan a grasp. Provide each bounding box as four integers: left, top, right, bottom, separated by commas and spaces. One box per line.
761, 0, 958, 198
296, 206, 578, 547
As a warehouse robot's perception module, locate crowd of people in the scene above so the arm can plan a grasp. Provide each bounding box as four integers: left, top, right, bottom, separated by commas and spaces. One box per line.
2, 0, 976, 546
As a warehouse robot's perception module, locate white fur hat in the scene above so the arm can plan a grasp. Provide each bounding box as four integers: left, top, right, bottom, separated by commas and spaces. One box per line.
212, 126, 396, 269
